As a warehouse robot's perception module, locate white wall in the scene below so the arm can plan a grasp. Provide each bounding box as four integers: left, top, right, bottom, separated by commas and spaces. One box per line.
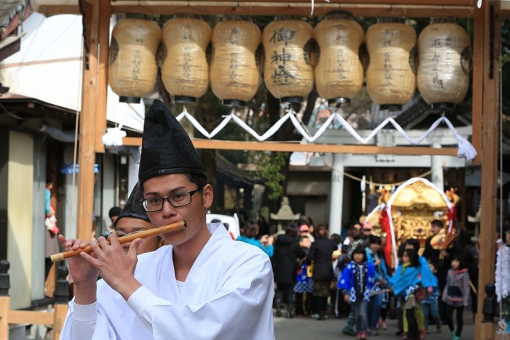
31, 136, 46, 301
8, 131, 34, 309
128, 155, 139, 195
0, 13, 146, 131
62, 144, 78, 240
101, 154, 116, 234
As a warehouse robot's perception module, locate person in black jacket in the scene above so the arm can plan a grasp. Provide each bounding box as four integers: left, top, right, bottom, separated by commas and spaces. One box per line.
307, 224, 339, 320
273, 223, 306, 318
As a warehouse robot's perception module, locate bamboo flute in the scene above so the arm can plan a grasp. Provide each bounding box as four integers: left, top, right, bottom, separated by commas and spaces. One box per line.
51, 220, 186, 262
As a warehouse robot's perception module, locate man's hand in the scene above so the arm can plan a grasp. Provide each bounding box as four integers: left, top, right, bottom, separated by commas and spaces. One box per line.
260, 235, 268, 246
344, 295, 350, 303
58, 234, 100, 305
80, 234, 143, 301
261, 235, 274, 247
374, 259, 382, 266
441, 250, 449, 258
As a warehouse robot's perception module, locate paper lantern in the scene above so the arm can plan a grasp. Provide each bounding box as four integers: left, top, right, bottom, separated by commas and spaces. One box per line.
161, 14, 212, 103
109, 14, 161, 103
417, 18, 471, 110
262, 16, 314, 103
210, 16, 262, 107
314, 11, 364, 107
366, 18, 417, 111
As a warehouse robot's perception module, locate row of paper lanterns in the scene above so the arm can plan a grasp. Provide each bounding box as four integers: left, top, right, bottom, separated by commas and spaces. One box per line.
109, 12, 470, 111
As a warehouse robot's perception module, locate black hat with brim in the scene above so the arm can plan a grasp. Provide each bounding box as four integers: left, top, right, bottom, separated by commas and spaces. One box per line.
115, 183, 151, 227
138, 99, 207, 185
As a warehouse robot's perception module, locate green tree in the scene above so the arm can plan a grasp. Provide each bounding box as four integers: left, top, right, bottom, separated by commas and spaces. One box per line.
250, 151, 288, 200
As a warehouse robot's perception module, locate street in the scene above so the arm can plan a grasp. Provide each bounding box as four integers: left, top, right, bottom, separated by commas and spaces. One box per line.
274, 313, 476, 340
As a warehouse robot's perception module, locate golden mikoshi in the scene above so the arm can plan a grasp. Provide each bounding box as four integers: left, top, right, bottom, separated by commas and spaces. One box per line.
109, 14, 161, 103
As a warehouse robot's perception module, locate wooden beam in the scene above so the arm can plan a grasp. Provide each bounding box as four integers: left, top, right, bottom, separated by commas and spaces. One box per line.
471, 5, 484, 166
77, 0, 100, 241
113, 0, 473, 5
476, 0, 500, 339
111, 3, 474, 18
123, 137, 459, 156
52, 304, 68, 340
8, 310, 54, 325
0, 296, 8, 340
40, 2, 474, 18
94, 0, 111, 153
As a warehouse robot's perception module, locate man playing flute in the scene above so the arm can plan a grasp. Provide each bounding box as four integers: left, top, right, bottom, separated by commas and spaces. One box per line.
58, 100, 275, 339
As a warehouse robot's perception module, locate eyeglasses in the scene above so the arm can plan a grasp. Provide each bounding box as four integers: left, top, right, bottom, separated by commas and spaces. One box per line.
140, 188, 201, 212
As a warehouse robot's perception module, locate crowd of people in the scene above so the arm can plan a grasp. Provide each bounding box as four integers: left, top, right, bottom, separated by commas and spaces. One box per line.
237, 216, 480, 340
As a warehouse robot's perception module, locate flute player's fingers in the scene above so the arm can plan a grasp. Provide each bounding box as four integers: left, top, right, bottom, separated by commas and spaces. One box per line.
108, 232, 121, 247
90, 236, 108, 260
79, 249, 101, 266
58, 234, 72, 251
127, 238, 142, 259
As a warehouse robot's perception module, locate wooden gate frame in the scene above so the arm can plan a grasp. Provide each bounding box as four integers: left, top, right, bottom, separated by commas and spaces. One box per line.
0, 261, 69, 340
27, 0, 501, 339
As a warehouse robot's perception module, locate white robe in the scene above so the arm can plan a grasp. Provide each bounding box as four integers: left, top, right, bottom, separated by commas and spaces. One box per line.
60, 223, 275, 340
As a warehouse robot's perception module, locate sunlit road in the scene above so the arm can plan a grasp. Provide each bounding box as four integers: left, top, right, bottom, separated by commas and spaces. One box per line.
274, 311, 476, 340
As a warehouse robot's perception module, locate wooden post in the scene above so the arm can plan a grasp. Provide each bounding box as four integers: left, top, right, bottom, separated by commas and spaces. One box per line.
77, 0, 100, 241
0, 260, 9, 340
471, 5, 484, 166
52, 266, 69, 340
94, 0, 111, 153
476, 0, 501, 339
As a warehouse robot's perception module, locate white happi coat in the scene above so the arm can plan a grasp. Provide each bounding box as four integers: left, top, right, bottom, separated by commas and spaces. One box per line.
60, 223, 275, 340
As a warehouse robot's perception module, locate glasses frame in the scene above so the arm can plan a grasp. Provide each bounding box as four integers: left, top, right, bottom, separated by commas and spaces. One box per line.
140, 188, 201, 212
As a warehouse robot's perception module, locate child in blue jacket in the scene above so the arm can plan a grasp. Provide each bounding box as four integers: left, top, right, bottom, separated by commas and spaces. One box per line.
405, 239, 437, 338
390, 248, 422, 340
338, 246, 375, 340
366, 235, 389, 335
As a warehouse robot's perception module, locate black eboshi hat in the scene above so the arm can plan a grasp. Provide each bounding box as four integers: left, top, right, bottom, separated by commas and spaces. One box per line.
115, 183, 150, 227
138, 99, 207, 185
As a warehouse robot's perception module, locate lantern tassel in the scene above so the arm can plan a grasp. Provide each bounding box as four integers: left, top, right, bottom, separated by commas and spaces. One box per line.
102, 127, 127, 147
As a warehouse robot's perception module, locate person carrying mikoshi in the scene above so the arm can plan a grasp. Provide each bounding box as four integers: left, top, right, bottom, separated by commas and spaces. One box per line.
58, 99, 275, 339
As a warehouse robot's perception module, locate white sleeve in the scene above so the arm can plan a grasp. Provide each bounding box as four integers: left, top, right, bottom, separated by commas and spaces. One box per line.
127, 255, 275, 339
60, 300, 117, 340
69, 302, 97, 340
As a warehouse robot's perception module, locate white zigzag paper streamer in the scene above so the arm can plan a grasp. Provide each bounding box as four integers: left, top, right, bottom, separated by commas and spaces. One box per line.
174, 107, 477, 160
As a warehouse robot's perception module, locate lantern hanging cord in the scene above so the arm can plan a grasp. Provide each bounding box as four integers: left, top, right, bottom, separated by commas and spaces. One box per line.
68, 34, 84, 240
78, 0, 90, 70
323, 155, 448, 187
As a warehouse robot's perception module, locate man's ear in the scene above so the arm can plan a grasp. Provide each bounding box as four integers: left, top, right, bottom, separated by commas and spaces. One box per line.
202, 184, 214, 209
